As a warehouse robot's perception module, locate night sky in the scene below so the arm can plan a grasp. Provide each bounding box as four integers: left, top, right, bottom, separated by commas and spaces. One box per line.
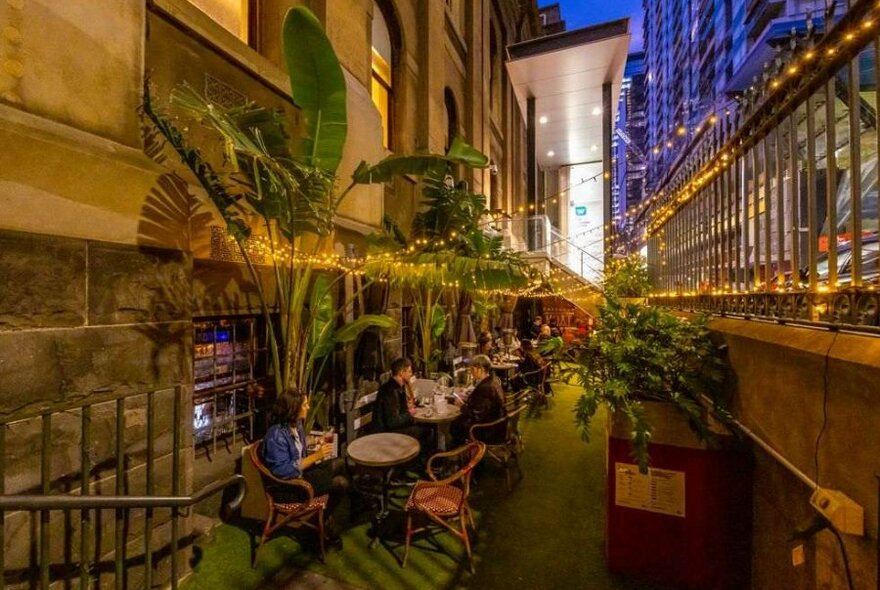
540, 0, 645, 51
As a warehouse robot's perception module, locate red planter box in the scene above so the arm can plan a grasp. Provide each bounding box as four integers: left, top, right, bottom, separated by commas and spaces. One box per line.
606, 437, 753, 589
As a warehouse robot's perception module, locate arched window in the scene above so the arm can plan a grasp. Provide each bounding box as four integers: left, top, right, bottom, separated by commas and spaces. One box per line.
371, 2, 394, 149
444, 88, 459, 153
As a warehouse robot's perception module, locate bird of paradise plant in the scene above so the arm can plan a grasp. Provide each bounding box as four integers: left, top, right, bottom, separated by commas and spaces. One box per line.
142, 7, 483, 424
364, 161, 535, 372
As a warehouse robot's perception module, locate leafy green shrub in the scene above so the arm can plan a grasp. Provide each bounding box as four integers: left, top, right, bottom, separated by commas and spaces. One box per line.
573, 297, 731, 472
602, 254, 651, 298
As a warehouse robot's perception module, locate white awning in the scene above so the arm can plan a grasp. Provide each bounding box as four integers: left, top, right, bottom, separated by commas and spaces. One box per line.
506, 20, 630, 169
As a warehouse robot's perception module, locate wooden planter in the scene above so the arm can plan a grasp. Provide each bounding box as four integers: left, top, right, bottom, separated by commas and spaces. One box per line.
606, 401, 753, 590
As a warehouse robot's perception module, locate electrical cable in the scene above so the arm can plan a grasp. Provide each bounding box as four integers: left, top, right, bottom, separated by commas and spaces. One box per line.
810, 328, 855, 590
829, 523, 856, 590
790, 516, 854, 590
813, 331, 839, 485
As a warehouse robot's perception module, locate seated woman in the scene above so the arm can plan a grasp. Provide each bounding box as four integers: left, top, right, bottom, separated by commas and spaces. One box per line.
261, 391, 349, 545
450, 355, 506, 445
478, 332, 495, 357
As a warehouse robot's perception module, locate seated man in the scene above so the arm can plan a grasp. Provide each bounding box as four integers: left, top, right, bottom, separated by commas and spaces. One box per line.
450, 355, 506, 445
513, 340, 549, 394
374, 357, 432, 449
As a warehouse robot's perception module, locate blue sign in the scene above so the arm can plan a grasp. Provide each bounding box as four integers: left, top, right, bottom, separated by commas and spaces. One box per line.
575, 206, 587, 216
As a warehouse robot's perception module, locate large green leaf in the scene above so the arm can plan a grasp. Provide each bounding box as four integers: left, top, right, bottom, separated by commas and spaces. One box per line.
332, 314, 397, 345
352, 155, 451, 184
352, 137, 488, 184
446, 136, 489, 168
283, 7, 347, 175
308, 274, 335, 357
430, 304, 447, 340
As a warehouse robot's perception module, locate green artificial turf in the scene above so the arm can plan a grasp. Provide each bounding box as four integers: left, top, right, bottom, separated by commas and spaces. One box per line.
182, 382, 671, 590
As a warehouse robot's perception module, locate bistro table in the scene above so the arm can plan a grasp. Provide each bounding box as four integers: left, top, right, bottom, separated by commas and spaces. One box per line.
490, 361, 518, 389
347, 432, 420, 547
413, 404, 461, 451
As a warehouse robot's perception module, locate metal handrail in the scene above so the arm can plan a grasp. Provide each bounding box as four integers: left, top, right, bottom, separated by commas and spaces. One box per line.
0, 474, 246, 512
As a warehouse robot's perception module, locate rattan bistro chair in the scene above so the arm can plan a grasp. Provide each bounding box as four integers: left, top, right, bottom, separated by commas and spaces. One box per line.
402, 442, 486, 573
248, 441, 329, 564
468, 403, 528, 490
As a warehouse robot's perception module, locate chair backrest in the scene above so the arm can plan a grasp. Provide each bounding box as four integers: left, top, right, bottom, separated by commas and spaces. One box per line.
457, 442, 486, 498
505, 403, 528, 440
345, 387, 379, 444
249, 440, 314, 507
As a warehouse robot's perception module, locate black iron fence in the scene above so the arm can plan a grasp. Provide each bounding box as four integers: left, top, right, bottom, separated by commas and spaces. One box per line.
646, 0, 880, 331
0, 386, 245, 590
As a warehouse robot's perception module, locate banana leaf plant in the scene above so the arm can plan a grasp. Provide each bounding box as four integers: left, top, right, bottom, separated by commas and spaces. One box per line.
364, 158, 535, 372
142, 6, 474, 425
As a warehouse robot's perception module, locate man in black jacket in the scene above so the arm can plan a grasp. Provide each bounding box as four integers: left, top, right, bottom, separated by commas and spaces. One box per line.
451, 355, 506, 445
374, 358, 431, 449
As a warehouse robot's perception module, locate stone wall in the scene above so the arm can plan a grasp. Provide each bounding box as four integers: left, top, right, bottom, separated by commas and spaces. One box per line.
0, 230, 194, 588
709, 318, 880, 590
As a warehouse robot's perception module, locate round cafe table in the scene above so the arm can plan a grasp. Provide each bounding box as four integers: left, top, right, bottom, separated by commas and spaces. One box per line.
347, 433, 420, 547
413, 405, 461, 451
491, 361, 518, 389
347, 432, 420, 468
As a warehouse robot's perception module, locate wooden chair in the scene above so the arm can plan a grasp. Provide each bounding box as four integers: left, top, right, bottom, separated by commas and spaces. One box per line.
469, 403, 528, 490
402, 442, 486, 573
248, 441, 329, 564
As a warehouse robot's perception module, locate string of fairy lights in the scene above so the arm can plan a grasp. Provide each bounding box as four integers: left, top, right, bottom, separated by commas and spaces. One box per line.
645, 3, 879, 239
232, 231, 600, 299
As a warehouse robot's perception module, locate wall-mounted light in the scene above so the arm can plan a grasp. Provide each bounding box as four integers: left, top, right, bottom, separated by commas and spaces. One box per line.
539, 115, 548, 124
547, 150, 555, 157
592, 106, 601, 116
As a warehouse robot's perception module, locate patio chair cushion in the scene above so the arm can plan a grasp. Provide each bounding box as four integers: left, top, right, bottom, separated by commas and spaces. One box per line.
274, 493, 329, 514
406, 485, 463, 515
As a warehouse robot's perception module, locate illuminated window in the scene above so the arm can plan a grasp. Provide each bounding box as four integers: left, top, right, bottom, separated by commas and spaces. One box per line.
187, 0, 251, 42
372, 2, 393, 149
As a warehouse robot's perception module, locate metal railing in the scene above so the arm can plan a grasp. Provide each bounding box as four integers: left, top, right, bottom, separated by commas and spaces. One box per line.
0, 386, 244, 590
646, 0, 880, 332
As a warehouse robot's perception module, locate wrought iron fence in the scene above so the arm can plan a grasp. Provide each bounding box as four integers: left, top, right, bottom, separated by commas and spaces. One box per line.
646, 0, 880, 331
0, 386, 244, 590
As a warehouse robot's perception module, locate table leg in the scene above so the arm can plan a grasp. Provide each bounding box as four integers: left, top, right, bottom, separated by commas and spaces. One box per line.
368, 467, 394, 549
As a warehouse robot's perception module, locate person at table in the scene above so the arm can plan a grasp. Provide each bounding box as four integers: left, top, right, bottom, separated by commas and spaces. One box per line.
537, 323, 552, 342
513, 340, 550, 394
528, 315, 544, 339
374, 358, 432, 447
478, 332, 495, 356
261, 390, 349, 546
450, 354, 506, 445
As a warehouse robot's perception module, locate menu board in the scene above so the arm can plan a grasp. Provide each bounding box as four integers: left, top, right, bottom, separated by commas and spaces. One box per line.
614, 463, 686, 517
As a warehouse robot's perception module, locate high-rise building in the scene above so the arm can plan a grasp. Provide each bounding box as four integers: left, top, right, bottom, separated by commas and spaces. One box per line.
643, 0, 827, 192
612, 51, 648, 240
538, 3, 566, 35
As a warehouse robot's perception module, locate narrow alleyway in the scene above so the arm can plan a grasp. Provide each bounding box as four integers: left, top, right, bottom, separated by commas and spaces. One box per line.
183, 382, 668, 590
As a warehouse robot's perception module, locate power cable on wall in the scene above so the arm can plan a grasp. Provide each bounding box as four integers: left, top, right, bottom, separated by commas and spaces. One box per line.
811, 330, 855, 590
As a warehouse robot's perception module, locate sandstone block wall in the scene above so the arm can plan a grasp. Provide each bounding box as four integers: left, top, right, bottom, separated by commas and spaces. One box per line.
709, 318, 880, 590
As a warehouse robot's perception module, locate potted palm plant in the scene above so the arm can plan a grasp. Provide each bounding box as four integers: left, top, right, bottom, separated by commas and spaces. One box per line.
142, 6, 484, 425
